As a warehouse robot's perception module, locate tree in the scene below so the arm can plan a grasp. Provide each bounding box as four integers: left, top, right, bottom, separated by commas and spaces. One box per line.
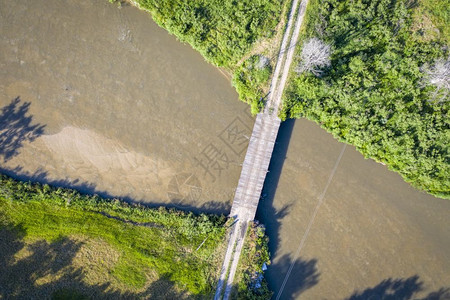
421, 57, 450, 103
295, 37, 331, 76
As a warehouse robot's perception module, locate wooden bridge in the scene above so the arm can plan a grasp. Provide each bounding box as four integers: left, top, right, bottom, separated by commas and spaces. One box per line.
214, 0, 309, 298
214, 112, 281, 300
229, 113, 281, 221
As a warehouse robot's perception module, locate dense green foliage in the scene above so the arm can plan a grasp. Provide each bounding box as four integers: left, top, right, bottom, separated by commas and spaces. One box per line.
282, 0, 449, 198
235, 222, 272, 299
133, 0, 282, 68
233, 55, 272, 114
0, 175, 226, 295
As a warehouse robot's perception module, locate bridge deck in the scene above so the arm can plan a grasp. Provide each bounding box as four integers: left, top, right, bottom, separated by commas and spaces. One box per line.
229, 112, 281, 221
215, 0, 309, 296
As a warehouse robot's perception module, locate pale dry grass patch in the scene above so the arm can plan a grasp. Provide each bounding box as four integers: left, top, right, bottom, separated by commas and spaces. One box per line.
238, 0, 293, 68
411, 9, 441, 42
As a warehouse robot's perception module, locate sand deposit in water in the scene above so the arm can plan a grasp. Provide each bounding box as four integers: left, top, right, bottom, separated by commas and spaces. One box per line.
0, 0, 254, 213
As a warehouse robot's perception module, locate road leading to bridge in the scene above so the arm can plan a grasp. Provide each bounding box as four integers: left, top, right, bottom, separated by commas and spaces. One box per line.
214, 0, 310, 299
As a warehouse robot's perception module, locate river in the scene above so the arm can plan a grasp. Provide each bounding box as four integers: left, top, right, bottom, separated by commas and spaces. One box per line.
258, 119, 450, 299
0, 0, 449, 299
0, 0, 254, 214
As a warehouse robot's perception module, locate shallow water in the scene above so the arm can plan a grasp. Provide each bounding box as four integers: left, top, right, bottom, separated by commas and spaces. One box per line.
0, 0, 253, 213
0, 0, 449, 298
258, 119, 450, 299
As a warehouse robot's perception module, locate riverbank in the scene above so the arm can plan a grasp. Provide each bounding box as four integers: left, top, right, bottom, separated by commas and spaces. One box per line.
122, 0, 291, 113
0, 0, 255, 213
282, 0, 449, 199
0, 174, 272, 298
0, 174, 227, 297
123, 0, 449, 198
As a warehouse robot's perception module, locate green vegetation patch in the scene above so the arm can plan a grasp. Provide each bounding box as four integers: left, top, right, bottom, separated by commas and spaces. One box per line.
233, 55, 272, 114
282, 0, 449, 198
132, 0, 283, 68
234, 222, 272, 299
0, 174, 226, 297
413, 0, 450, 44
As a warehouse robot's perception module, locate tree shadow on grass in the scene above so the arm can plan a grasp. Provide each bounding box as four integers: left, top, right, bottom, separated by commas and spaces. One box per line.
0, 222, 194, 299
345, 275, 449, 300
0, 222, 85, 298
0, 97, 46, 162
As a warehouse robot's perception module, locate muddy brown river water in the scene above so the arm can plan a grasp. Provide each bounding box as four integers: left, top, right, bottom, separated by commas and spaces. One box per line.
0, 0, 254, 213
258, 120, 450, 299
1, 0, 449, 299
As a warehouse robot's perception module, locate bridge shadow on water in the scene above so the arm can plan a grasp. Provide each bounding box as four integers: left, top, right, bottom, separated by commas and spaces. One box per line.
256, 119, 320, 299
254, 119, 449, 299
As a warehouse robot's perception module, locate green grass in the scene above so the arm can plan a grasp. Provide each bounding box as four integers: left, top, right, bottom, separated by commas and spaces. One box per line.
0, 174, 226, 296
113, 258, 148, 287
416, 0, 450, 44
283, 0, 449, 199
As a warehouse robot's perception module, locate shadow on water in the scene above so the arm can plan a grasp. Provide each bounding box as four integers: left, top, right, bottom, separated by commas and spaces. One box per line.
0, 223, 190, 299
0, 97, 46, 162
252, 119, 448, 299
0, 97, 229, 216
256, 119, 296, 256
255, 119, 320, 299
0, 165, 229, 216
345, 275, 449, 300
268, 254, 320, 300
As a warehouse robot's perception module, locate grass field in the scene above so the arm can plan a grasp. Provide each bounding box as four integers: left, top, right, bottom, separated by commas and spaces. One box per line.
413, 0, 450, 44
0, 174, 228, 298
